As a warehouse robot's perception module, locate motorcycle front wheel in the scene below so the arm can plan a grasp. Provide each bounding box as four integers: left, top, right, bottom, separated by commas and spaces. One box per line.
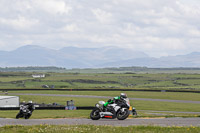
16, 113, 22, 119
117, 108, 129, 120
25, 115, 30, 119
90, 108, 101, 120
25, 113, 32, 119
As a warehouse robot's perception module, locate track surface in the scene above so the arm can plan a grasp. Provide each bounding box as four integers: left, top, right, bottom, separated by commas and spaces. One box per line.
0, 118, 200, 127
2, 93, 200, 104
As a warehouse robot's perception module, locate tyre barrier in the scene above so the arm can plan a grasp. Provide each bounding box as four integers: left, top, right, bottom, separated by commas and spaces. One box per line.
0, 106, 94, 110
0, 107, 19, 110
77, 106, 94, 110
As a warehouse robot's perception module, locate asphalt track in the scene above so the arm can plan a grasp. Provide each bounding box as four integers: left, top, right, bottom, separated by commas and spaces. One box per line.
0, 118, 200, 127
2, 93, 200, 104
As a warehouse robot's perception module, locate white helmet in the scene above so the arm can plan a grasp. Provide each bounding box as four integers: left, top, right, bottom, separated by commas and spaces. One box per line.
120, 93, 127, 99
28, 101, 32, 103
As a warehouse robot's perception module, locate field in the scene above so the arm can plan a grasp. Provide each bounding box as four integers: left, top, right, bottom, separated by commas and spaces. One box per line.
5, 90, 200, 101
1, 72, 200, 91
0, 125, 200, 133
0, 71, 200, 131
0, 110, 90, 119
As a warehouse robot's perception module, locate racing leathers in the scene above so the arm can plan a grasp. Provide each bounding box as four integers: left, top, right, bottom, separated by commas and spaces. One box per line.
24, 103, 35, 113
104, 96, 121, 107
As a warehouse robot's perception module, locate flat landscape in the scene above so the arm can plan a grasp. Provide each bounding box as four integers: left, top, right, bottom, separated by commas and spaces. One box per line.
1, 71, 200, 91
0, 71, 200, 132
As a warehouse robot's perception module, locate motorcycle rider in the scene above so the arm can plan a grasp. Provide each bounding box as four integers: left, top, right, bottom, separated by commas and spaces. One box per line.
103, 93, 127, 108
24, 101, 35, 113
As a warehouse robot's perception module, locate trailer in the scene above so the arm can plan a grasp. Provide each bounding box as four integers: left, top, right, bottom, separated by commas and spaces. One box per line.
0, 96, 19, 107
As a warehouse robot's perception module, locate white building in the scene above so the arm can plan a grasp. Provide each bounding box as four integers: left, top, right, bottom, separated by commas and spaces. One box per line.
0, 96, 19, 107
32, 74, 45, 78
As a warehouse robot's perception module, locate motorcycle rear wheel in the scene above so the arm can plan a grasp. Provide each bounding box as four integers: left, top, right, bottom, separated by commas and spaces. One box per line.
90, 108, 101, 120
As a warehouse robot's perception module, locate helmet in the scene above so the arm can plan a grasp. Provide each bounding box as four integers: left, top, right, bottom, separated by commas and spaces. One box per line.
120, 93, 127, 99
28, 101, 32, 104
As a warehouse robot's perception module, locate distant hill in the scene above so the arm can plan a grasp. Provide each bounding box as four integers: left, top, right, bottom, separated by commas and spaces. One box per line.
0, 66, 66, 72
2, 66, 200, 73
0, 45, 93, 68
100, 52, 200, 68
1, 45, 200, 68
0, 45, 148, 68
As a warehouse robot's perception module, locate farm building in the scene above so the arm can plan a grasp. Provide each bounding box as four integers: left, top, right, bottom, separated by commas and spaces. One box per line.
32, 74, 45, 78
0, 96, 19, 107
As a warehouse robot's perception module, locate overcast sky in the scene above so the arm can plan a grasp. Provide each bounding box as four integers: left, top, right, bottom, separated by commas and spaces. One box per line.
0, 0, 200, 57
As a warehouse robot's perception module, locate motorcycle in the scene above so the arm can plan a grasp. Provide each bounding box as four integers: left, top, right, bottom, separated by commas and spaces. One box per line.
132, 107, 137, 116
16, 105, 33, 119
90, 98, 131, 120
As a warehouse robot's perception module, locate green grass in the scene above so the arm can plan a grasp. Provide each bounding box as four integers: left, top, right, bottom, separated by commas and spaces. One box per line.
0, 77, 33, 82
137, 110, 200, 118
5, 91, 200, 101
134, 100, 200, 112
176, 79, 200, 85
17, 95, 104, 107
24, 81, 72, 88
141, 81, 176, 87
0, 110, 90, 119
2, 72, 200, 90
0, 125, 200, 133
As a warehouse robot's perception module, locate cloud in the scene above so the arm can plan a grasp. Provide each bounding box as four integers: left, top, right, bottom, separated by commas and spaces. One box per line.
0, 0, 200, 57
33, 0, 72, 15
0, 16, 39, 30
62, 24, 80, 32
92, 8, 113, 24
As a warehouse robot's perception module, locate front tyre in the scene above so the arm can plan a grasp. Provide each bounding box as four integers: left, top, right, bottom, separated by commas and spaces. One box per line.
25, 113, 32, 119
16, 113, 21, 119
117, 108, 129, 120
90, 108, 101, 120
25, 115, 30, 119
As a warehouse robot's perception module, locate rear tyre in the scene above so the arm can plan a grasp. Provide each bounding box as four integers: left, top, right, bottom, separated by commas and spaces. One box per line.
90, 108, 101, 120
117, 108, 129, 120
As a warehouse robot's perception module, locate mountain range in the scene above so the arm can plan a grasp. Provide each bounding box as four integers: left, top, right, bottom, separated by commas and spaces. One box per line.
0, 45, 200, 68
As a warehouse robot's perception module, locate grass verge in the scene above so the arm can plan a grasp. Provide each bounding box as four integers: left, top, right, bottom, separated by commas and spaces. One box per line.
0, 125, 200, 133
4, 91, 200, 101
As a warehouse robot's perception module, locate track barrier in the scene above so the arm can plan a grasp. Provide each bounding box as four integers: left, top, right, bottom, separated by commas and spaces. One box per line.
0, 106, 94, 110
